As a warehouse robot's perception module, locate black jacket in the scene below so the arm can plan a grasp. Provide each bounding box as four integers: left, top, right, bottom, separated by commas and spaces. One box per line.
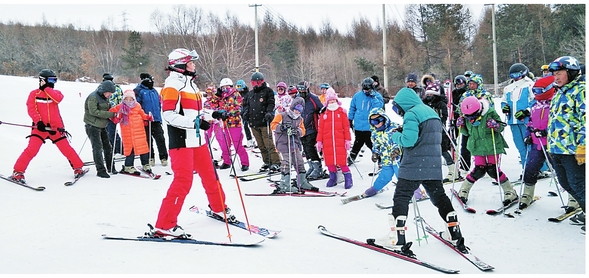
242, 83, 275, 128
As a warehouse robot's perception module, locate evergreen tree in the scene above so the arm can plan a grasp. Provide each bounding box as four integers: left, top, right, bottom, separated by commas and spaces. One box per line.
121, 31, 150, 78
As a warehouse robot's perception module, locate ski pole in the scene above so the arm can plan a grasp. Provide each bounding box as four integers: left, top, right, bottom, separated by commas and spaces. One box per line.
110, 121, 119, 173
0, 120, 35, 129
491, 128, 506, 210
412, 193, 429, 245
539, 140, 565, 207
78, 136, 88, 156
287, 126, 293, 193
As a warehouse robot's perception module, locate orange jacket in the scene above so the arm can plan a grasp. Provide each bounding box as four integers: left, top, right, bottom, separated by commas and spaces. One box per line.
109, 104, 149, 157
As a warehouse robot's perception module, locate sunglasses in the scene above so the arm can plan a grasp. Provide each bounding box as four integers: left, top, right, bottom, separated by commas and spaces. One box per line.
369, 116, 385, 126
532, 84, 554, 95
277, 87, 285, 91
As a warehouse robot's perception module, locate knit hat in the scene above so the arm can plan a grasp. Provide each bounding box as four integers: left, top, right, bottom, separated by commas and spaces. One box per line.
533, 75, 556, 100
293, 104, 304, 113
425, 82, 441, 96
371, 75, 380, 83
123, 90, 136, 100
98, 80, 116, 95
325, 88, 338, 103
140, 73, 152, 81
102, 73, 114, 81
406, 73, 418, 83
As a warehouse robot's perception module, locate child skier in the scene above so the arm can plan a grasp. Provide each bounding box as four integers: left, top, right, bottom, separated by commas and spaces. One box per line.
270, 98, 317, 193
274, 81, 291, 114
109, 90, 154, 175
316, 88, 353, 189
456, 96, 517, 206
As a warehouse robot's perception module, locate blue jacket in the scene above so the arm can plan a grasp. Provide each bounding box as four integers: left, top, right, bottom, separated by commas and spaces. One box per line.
134, 83, 163, 122
501, 77, 535, 125
348, 89, 384, 131
301, 92, 323, 136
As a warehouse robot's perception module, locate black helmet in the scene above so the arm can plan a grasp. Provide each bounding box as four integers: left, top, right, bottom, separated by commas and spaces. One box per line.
39, 69, 56, 78
454, 75, 467, 86
509, 63, 529, 80
251, 72, 264, 81
362, 77, 375, 90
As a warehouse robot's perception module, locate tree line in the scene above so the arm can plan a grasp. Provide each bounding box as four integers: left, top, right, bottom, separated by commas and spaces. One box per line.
0, 4, 584, 97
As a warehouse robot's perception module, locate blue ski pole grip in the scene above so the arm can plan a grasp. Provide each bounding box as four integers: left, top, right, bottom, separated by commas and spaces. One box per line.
194, 116, 200, 138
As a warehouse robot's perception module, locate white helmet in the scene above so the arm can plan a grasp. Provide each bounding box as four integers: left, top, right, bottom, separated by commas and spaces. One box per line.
220, 78, 233, 87
168, 48, 199, 66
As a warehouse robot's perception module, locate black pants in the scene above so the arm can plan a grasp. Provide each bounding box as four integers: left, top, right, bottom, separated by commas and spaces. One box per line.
301, 132, 320, 161
350, 130, 373, 159
85, 124, 113, 173
125, 149, 150, 167
392, 178, 455, 220
460, 135, 471, 171
242, 118, 252, 141
145, 121, 168, 160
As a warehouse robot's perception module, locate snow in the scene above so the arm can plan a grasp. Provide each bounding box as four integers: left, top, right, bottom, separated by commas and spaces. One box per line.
0, 74, 585, 275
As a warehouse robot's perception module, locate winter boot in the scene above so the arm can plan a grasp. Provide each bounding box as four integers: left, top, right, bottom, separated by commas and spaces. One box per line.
519, 183, 536, 209
122, 166, 140, 175
500, 180, 518, 206
441, 211, 467, 251
343, 171, 353, 189
161, 159, 168, 167
142, 165, 153, 174
297, 173, 319, 191
374, 214, 411, 254
337, 168, 344, 184
149, 158, 155, 167
569, 211, 585, 226
458, 180, 475, 204
443, 164, 463, 183
326, 171, 338, 187
73, 168, 85, 179
11, 171, 26, 184
305, 161, 315, 177
308, 161, 323, 180
566, 194, 580, 214
274, 173, 299, 193
259, 163, 269, 172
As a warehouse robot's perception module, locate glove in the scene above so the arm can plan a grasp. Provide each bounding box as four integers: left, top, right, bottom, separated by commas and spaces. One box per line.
316, 141, 323, 152
286, 127, 293, 136
212, 110, 228, 121
39, 79, 54, 90
486, 118, 500, 131
391, 148, 401, 160
146, 114, 154, 122
215, 88, 222, 97
349, 119, 353, 130
502, 104, 510, 114
110, 116, 120, 124
523, 136, 533, 145
534, 129, 547, 138
264, 113, 274, 122
514, 110, 530, 121
345, 140, 351, 151
36, 121, 56, 135
371, 153, 380, 163
576, 145, 585, 165
280, 124, 292, 132
199, 118, 210, 130
393, 126, 403, 133
456, 116, 465, 128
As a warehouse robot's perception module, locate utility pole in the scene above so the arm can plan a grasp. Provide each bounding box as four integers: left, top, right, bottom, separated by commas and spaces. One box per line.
485, 4, 499, 97
382, 4, 388, 91
121, 10, 128, 31
249, 4, 262, 72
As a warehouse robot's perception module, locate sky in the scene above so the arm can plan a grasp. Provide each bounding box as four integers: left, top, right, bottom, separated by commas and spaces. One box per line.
0, 74, 585, 275
0, 2, 489, 34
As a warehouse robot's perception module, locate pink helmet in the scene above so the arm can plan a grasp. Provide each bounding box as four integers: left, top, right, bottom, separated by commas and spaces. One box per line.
276, 81, 287, 89
460, 96, 481, 115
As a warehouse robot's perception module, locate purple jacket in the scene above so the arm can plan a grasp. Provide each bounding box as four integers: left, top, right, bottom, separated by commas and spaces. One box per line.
526, 99, 550, 150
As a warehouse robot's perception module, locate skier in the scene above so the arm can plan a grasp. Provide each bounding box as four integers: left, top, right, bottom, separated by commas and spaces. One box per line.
318, 83, 330, 105
316, 88, 353, 189
456, 96, 517, 206
373, 87, 464, 253
11, 69, 85, 183
405, 73, 425, 100
135, 73, 169, 167
270, 98, 317, 193
274, 81, 291, 114
546, 56, 585, 232
450, 74, 471, 175
422, 81, 463, 183
297, 81, 325, 180
147, 48, 233, 238
235, 79, 255, 148
371, 75, 390, 107
108, 90, 154, 175
103, 73, 124, 157
241, 72, 281, 173
347, 77, 384, 165
84, 79, 119, 178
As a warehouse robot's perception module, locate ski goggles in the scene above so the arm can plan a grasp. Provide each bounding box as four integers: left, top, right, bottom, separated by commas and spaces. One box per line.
369, 115, 385, 126
509, 72, 524, 80
40, 76, 58, 84
532, 83, 554, 95
392, 101, 404, 116
548, 61, 566, 72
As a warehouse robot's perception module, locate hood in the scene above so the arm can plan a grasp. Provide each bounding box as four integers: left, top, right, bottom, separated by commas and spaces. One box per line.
393, 87, 423, 113
368, 107, 399, 132
421, 74, 435, 86
290, 96, 305, 111
96, 80, 116, 97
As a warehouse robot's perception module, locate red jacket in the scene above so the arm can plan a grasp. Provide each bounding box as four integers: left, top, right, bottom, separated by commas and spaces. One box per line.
27, 87, 65, 128
316, 107, 351, 167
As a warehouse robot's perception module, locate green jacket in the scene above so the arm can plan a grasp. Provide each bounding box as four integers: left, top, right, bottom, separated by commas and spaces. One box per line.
460, 99, 508, 156
84, 81, 116, 128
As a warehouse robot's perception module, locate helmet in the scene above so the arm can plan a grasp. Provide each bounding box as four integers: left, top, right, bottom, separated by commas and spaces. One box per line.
548, 56, 581, 72
288, 85, 298, 95
297, 81, 309, 92
235, 79, 246, 91
220, 78, 233, 87
361, 77, 375, 90
509, 63, 529, 80
460, 96, 482, 116
276, 81, 287, 89
541, 65, 549, 71
532, 75, 555, 98
319, 83, 330, 89
168, 48, 199, 66
454, 75, 467, 86
251, 72, 264, 81
468, 74, 484, 88
464, 71, 474, 78
205, 86, 215, 94
39, 69, 56, 78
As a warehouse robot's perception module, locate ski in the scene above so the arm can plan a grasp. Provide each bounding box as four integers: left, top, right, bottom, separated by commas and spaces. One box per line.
64, 168, 90, 186
102, 234, 263, 247
449, 188, 476, 213
137, 166, 161, 180
417, 217, 494, 271
239, 172, 281, 181
504, 196, 541, 218
443, 177, 465, 185
270, 181, 347, 196
120, 168, 160, 180
0, 174, 46, 191
245, 191, 336, 197
83, 156, 127, 166
485, 198, 519, 215
317, 225, 459, 274
375, 195, 431, 210
341, 187, 389, 205
188, 205, 281, 238
548, 207, 583, 222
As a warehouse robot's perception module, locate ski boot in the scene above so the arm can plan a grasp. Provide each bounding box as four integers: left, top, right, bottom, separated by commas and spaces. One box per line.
458, 179, 474, 204
325, 171, 338, 188
373, 214, 414, 257
122, 166, 140, 175
297, 173, 319, 191
11, 171, 26, 184
566, 194, 580, 214
519, 183, 536, 209
343, 171, 353, 189
499, 180, 518, 206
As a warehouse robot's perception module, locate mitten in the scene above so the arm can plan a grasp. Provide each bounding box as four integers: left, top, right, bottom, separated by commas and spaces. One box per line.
371, 153, 380, 163
534, 129, 547, 138
36, 121, 47, 132
575, 145, 585, 165
456, 116, 465, 128
486, 118, 500, 131
514, 110, 530, 120
345, 140, 351, 151
316, 142, 323, 152
523, 136, 533, 145
502, 104, 510, 114
147, 113, 154, 122
199, 119, 210, 130
215, 88, 222, 97
391, 148, 401, 160
264, 113, 274, 122
212, 110, 228, 121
